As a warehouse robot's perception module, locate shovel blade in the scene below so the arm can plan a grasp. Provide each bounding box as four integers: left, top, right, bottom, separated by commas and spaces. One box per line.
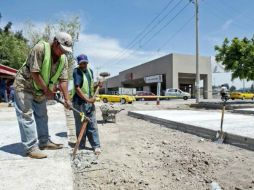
214, 131, 225, 144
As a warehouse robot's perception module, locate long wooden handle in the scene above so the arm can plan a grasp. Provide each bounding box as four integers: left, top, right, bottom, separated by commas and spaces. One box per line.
72, 86, 100, 159
93, 85, 100, 97
220, 105, 225, 132
72, 120, 89, 159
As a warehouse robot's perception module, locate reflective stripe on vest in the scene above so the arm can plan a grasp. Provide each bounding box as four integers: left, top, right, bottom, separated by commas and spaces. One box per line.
33, 40, 66, 95
71, 68, 94, 98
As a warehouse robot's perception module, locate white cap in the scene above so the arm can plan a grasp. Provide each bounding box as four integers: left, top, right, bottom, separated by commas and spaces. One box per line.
55, 32, 73, 53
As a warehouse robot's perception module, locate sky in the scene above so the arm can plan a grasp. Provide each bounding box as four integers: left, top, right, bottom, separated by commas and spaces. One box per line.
1, 0, 254, 88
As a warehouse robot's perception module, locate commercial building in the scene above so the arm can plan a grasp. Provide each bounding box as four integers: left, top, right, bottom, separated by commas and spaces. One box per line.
104, 53, 212, 99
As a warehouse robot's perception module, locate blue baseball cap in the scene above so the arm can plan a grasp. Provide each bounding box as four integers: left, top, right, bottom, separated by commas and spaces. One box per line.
77, 54, 89, 64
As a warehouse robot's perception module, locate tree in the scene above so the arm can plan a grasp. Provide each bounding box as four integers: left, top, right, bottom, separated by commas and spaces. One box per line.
215, 36, 254, 81
250, 84, 254, 93
221, 83, 229, 89
229, 85, 236, 92
0, 22, 29, 69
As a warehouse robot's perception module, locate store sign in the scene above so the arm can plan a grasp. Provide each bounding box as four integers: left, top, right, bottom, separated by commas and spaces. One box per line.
144, 75, 162, 83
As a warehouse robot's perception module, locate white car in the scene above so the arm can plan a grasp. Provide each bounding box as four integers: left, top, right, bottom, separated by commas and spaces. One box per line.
164, 88, 191, 100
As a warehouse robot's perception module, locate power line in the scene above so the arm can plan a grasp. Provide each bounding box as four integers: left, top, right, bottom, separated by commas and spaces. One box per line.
124, 0, 176, 49
134, 0, 184, 47
157, 14, 194, 52
203, 0, 252, 31
110, 1, 191, 67
218, 0, 254, 25
141, 1, 191, 48
99, 0, 179, 68
112, 0, 184, 65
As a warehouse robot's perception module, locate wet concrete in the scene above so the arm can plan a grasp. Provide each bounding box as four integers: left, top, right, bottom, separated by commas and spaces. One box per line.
129, 109, 254, 150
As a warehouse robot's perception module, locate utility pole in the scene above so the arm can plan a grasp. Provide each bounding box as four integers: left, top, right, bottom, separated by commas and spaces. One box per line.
195, 0, 200, 103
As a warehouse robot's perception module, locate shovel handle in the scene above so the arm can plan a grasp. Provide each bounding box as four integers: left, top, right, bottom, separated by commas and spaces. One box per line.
73, 120, 88, 159
54, 97, 91, 122
54, 97, 79, 113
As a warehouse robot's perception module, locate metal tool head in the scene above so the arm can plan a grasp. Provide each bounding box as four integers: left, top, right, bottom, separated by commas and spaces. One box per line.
80, 112, 91, 122
214, 131, 226, 144
80, 112, 85, 122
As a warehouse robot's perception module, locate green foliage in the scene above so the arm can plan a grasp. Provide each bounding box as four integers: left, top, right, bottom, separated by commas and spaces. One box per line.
221, 83, 229, 89
250, 84, 254, 93
229, 85, 236, 92
215, 36, 254, 81
0, 22, 29, 69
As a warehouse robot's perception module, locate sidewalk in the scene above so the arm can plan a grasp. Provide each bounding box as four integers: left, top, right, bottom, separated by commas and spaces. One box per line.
0, 103, 73, 190
129, 109, 254, 151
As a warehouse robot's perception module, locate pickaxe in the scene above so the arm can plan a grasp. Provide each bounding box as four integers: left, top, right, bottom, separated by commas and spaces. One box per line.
56, 85, 101, 159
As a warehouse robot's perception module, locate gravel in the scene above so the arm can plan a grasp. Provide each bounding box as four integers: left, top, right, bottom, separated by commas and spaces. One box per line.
70, 101, 254, 190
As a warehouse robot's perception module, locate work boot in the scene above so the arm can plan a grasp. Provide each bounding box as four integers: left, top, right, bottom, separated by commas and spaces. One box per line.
39, 139, 63, 150
94, 147, 101, 155
79, 144, 86, 150
27, 147, 47, 159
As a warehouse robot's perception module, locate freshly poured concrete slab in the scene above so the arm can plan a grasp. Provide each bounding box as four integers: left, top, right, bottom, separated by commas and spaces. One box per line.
129, 110, 254, 150
233, 108, 254, 115
0, 103, 73, 190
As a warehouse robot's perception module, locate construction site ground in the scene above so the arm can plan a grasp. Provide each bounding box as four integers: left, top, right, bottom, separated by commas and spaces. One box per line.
70, 100, 254, 190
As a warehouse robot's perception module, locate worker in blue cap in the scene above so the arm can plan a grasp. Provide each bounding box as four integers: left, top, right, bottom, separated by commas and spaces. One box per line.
72, 54, 101, 154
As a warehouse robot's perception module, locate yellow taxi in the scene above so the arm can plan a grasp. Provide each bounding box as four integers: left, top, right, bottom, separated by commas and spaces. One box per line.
98, 94, 136, 104
230, 92, 254, 100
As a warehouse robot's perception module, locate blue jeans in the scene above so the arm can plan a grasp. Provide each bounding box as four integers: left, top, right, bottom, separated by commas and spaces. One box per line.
14, 90, 49, 152
72, 102, 100, 149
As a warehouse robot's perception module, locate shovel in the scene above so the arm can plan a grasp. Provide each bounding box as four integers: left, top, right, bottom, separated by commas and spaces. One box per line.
55, 84, 101, 158
72, 86, 101, 159
54, 96, 90, 159
71, 86, 101, 158
215, 100, 226, 144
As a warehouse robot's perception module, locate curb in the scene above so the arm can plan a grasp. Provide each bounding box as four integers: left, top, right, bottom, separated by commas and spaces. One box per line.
232, 109, 254, 115
190, 102, 254, 110
128, 111, 254, 151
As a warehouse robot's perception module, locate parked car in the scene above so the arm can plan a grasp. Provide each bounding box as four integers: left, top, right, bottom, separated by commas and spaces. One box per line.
230, 92, 254, 100
164, 88, 191, 100
99, 94, 136, 104
136, 91, 157, 101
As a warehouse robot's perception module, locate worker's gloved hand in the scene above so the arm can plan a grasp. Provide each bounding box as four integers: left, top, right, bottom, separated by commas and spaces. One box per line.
64, 99, 72, 109
43, 88, 54, 99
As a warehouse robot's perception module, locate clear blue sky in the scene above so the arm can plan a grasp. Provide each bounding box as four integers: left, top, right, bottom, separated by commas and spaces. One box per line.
1, 0, 254, 87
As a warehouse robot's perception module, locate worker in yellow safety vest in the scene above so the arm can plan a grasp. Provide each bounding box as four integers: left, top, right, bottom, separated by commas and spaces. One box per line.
72, 54, 102, 154
14, 32, 73, 159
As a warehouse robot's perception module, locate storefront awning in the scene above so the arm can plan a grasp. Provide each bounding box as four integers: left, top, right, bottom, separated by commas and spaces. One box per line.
0, 64, 17, 77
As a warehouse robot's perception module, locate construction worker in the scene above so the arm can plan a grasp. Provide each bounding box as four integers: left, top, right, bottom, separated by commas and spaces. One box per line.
14, 32, 73, 159
72, 54, 101, 154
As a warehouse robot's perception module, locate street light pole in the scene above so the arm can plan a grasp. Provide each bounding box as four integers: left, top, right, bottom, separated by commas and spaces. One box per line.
195, 0, 200, 103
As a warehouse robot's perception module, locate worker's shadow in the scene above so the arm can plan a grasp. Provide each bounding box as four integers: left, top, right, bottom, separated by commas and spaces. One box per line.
55, 132, 67, 138
0, 143, 25, 157
97, 120, 115, 124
